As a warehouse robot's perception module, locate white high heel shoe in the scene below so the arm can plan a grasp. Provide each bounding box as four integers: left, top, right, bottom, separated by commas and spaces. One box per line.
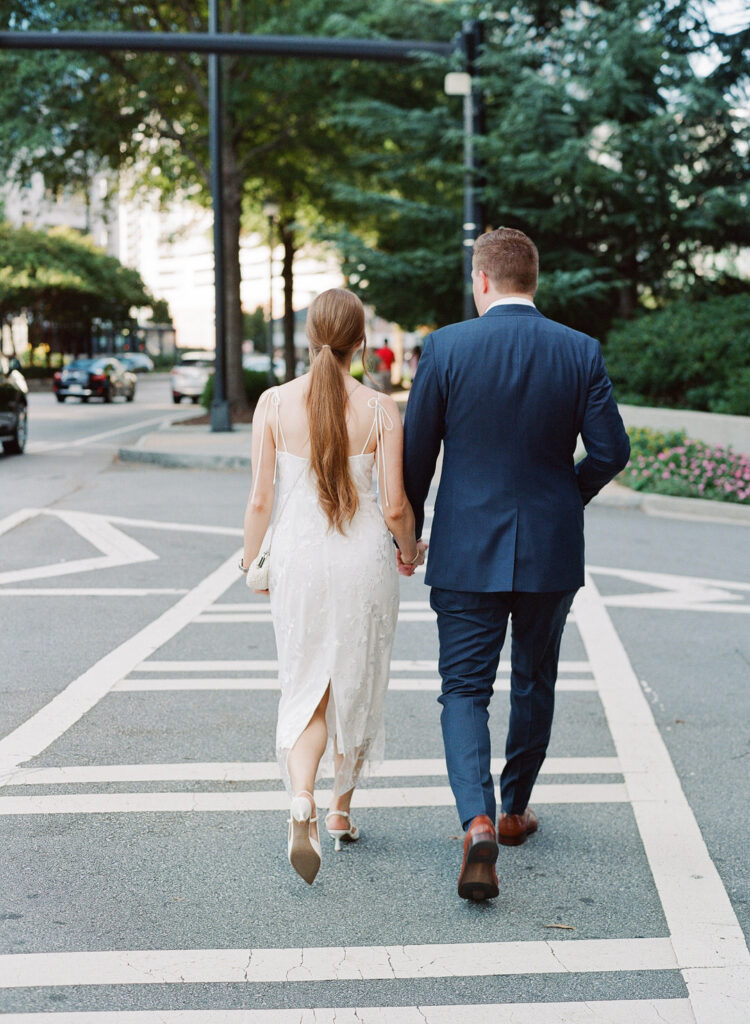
325, 809, 360, 852
288, 791, 321, 884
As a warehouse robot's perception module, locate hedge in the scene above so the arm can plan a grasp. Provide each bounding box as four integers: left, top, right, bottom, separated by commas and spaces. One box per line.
604, 294, 750, 415
200, 369, 271, 410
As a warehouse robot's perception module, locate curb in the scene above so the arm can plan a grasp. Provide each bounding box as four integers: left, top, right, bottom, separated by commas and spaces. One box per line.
117, 446, 251, 471
117, 431, 750, 523
593, 484, 750, 525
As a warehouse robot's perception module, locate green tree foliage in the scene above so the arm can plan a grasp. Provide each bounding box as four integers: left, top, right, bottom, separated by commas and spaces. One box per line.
0, 0, 461, 399
313, 2, 463, 329
242, 306, 268, 352
604, 294, 750, 414
476, 0, 750, 336
0, 222, 154, 334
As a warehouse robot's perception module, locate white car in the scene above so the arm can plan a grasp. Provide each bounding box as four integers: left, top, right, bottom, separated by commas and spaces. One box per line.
242, 353, 286, 380
170, 351, 214, 404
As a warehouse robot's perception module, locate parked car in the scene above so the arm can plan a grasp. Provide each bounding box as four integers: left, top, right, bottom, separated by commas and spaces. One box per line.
242, 353, 285, 380
53, 357, 137, 403
171, 350, 214, 404
0, 355, 28, 455
120, 352, 154, 373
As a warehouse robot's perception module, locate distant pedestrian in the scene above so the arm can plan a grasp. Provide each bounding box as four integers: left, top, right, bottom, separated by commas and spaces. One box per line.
402, 227, 630, 901
241, 288, 426, 886
375, 338, 395, 374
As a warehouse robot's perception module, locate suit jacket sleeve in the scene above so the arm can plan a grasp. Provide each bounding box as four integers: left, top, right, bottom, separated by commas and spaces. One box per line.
575, 343, 631, 505
403, 334, 444, 540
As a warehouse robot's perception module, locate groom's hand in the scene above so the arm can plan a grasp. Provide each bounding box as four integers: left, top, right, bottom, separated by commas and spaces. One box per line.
396, 540, 428, 576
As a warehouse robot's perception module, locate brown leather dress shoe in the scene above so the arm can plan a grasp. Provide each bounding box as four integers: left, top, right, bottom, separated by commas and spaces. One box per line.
457, 814, 499, 901
497, 807, 538, 846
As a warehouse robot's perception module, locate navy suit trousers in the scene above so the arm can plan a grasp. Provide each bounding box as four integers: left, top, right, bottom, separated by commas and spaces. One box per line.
430, 587, 577, 830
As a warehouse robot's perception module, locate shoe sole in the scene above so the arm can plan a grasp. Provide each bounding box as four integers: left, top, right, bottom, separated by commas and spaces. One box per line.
289, 820, 321, 885
458, 835, 499, 901
498, 824, 537, 847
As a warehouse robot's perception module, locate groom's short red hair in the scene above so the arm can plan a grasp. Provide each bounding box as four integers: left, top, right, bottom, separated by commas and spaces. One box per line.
473, 227, 539, 294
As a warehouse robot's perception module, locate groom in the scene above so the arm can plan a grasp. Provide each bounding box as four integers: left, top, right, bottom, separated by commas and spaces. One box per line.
401, 227, 630, 901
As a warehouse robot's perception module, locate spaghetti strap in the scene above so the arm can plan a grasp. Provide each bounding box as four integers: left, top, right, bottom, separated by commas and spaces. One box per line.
366, 395, 395, 507
274, 391, 289, 454
250, 387, 281, 503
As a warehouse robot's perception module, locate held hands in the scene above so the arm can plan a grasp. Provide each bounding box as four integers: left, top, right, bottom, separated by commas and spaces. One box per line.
396, 539, 428, 577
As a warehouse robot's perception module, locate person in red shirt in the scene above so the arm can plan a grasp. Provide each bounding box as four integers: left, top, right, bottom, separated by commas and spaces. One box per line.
375, 339, 395, 372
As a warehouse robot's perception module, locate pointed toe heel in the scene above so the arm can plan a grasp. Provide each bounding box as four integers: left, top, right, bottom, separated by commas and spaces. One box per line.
288, 792, 321, 885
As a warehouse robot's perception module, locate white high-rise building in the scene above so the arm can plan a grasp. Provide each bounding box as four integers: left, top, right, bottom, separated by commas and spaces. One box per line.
116, 187, 343, 352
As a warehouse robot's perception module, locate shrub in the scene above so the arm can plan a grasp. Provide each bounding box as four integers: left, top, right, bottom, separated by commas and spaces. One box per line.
604, 294, 750, 414
200, 369, 270, 410
627, 427, 688, 459
621, 427, 750, 504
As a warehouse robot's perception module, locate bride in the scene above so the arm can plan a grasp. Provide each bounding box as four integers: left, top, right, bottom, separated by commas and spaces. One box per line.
241, 288, 426, 884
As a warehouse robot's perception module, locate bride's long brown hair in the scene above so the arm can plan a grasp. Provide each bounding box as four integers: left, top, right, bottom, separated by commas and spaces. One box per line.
306, 288, 370, 533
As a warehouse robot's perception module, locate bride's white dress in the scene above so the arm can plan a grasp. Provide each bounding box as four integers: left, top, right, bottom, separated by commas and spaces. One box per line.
256, 389, 399, 797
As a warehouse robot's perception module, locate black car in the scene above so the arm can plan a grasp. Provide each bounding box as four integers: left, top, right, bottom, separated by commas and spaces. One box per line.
0, 355, 28, 454
53, 357, 137, 403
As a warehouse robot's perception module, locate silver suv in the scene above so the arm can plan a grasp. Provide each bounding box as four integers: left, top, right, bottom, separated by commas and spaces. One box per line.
170, 351, 214, 404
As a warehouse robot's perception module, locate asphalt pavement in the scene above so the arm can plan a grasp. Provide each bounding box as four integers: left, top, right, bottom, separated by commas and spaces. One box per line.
0, 382, 748, 1022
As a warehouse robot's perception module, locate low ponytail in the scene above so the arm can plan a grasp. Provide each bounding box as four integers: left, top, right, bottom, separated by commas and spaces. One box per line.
306, 289, 366, 533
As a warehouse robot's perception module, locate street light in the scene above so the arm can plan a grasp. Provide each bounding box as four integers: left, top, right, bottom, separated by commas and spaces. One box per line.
262, 201, 279, 358
445, 19, 485, 322
208, 0, 231, 431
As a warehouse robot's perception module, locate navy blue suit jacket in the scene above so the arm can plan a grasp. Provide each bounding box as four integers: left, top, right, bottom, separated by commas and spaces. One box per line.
402, 305, 630, 593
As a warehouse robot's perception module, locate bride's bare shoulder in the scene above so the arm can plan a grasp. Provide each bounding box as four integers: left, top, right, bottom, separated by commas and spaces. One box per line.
273, 375, 310, 400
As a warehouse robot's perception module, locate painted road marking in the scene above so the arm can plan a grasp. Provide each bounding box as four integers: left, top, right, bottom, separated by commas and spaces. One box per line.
129, 659, 593, 673
0, 510, 158, 586
0, 507, 39, 537
112, 675, 597, 692
28, 413, 193, 453
0, 588, 188, 597
0, 1002, 696, 1023
3, 756, 621, 786
0, 550, 242, 787
0, 783, 628, 815
0, 936, 676, 988
575, 576, 750, 1024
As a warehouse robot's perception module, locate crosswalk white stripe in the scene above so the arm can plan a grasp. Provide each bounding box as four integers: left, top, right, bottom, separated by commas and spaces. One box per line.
575, 577, 750, 1022
0, 999, 695, 1023
131, 659, 593, 673
112, 676, 597, 692
0, 936, 676, 989
0, 783, 628, 815
193, 613, 452, 623
3, 756, 621, 786
194, 610, 577, 624
0, 553, 243, 785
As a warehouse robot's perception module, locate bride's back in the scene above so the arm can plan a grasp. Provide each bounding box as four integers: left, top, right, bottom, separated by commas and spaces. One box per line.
272, 374, 380, 458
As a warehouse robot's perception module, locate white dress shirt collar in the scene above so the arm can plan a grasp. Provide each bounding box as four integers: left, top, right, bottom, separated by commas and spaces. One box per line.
484, 296, 536, 312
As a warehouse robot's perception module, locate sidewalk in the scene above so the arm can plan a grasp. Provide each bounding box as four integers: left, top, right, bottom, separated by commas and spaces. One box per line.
119, 422, 253, 471
118, 396, 750, 525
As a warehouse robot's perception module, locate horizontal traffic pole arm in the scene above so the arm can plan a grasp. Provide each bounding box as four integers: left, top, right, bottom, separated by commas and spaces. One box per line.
0, 30, 454, 61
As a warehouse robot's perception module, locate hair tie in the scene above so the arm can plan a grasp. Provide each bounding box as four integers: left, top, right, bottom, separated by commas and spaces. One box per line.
321, 344, 331, 350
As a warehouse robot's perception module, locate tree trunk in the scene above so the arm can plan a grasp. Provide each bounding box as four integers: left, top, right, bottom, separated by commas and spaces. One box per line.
222, 150, 250, 413
280, 219, 296, 383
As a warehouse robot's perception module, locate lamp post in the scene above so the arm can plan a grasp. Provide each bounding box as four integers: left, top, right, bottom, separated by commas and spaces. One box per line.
262, 201, 279, 358
445, 19, 485, 322
208, 0, 231, 431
